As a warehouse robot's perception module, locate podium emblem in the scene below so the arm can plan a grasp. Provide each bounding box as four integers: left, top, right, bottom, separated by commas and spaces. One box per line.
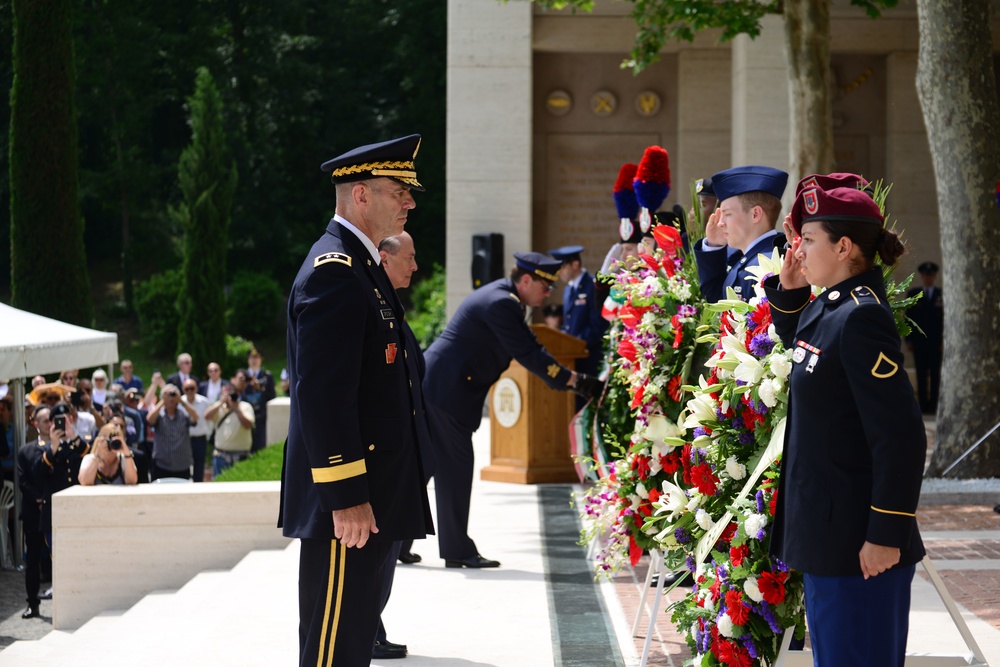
492, 378, 522, 429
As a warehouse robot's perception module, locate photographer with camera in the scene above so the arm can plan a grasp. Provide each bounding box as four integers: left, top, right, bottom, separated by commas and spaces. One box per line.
146, 383, 199, 481
204, 379, 255, 478
78, 423, 138, 486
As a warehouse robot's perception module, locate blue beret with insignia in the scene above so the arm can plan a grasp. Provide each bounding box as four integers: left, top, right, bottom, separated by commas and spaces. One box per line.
321, 134, 424, 191
711, 165, 788, 202
514, 251, 561, 282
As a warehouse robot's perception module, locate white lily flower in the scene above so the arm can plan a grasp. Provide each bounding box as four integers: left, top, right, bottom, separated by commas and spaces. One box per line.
684, 394, 718, 430
656, 479, 689, 519
768, 322, 781, 343
733, 350, 765, 385
686, 495, 702, 512
636, 484, 649, 500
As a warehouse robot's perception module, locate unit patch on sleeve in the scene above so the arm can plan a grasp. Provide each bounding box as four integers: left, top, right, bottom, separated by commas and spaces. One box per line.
314, 252, 352, 268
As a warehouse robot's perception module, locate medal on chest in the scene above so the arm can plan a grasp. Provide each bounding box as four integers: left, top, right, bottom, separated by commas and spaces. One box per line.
794, 340, 822, 373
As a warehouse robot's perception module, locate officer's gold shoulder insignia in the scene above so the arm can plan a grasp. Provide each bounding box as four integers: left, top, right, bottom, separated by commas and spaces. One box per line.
509, 293, 521, 303
851, 285, 881, 305
547, 364, 560, 378
314, 252, 352, 268
871, 352, 898, 378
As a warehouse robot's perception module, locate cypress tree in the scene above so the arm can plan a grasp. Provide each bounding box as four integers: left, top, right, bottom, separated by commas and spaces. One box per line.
172, 67, 237, 368
9, 0, 93, 324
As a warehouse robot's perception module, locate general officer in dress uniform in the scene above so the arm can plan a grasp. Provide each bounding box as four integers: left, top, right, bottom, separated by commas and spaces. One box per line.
279, 134, 433, 667
422, 253, 604, 568
906, 261, 944, 414
764, 185, 925, 666
549, 245, 608, 378
694, 165, 788, 302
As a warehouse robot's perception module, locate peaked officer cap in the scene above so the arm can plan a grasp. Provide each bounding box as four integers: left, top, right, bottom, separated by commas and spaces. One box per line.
513, 252, 561, 283
321, 134, 424, 191
711, 165, 788, 202
548, 245, 584, 263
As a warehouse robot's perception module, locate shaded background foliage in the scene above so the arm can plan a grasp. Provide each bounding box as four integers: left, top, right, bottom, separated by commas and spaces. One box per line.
0, 0, 446, 306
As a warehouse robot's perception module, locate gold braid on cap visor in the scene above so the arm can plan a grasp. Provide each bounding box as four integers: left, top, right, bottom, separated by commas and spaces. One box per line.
534, 269, 558, 282
330, 160, 422, 188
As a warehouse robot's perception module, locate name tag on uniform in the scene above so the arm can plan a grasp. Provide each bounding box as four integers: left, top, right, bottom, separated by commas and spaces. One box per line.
381, 309, 395, 320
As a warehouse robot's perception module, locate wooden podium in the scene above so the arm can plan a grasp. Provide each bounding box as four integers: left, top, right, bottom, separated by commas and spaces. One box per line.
480, 325, 588, 484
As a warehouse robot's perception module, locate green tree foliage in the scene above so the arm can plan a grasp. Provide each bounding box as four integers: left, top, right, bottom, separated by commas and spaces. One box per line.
227, 270, 284, 339
134, 269, 182, 356
529, 0, 895, 73
407, 263, 446, 348
8, 0, 93, 324
173, 66, 237, 368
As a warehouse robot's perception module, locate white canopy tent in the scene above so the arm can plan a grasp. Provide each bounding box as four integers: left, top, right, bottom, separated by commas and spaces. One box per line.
0, 302, 119, 379
0, 302, 119, 567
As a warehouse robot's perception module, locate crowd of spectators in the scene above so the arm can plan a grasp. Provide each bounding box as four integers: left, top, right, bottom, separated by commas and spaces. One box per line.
0, 349, 281, 620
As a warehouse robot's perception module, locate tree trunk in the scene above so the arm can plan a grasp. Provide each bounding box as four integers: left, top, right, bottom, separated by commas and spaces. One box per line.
916, 0, 1000, 478
783, 0, 836, 184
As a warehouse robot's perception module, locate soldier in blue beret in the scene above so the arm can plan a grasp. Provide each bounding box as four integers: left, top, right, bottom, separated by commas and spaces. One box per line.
549, 245, 608, 384
280, 134, 434, 666
694, 165, 789, 302
763, 185, 925, 667
422, 252, 604, 569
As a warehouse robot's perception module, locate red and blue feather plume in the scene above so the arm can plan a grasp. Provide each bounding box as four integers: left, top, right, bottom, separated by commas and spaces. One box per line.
614, 163, 640, 220
633, 146, 671, 232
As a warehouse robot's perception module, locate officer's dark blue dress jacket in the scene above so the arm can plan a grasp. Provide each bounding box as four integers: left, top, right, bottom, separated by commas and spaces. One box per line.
763, 268, 925, 576
423, 278, 572, 432
905, 286, 944, 348
695, 231, 785, 302
562, 270, 607, 357
279, 219, 433, 541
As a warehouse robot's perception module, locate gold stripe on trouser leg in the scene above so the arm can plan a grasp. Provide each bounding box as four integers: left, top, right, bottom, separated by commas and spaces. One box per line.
316, 541, 347, 667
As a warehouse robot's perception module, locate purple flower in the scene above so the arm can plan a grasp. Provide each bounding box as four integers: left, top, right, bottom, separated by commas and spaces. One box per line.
735, 379, 747, 387
742, 635, 758, 659
678, 304, 698, 318
675, 527, 691, 544
715, 407, 727, 421
686, 556, 696, 573
731, 417, 745, 431
756, 490, 765, 514
756, 601, 782, 633
738, 431, 755, 445
773, 557, 790, 572
750, 333, 775, 357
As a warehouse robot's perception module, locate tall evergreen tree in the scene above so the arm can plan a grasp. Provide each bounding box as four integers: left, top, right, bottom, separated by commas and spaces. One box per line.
173, 66, 237, 367
9, 0, 92, 324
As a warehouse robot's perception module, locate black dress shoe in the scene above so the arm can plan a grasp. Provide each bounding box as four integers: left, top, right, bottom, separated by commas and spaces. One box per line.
22, 604, 40, 619
372, 640, 407, 659
39, 587, 52, 600
445, 554, 500, 569
398, 551, 422, 564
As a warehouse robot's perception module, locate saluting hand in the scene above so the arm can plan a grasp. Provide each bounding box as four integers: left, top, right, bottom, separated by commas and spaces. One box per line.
704, 208, 725, 247
859, 541, 900, 579
332, 502, 378, 548
779, 235, 808, 290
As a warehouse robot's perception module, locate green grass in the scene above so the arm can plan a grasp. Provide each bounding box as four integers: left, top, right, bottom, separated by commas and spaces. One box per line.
213, 441, 284, 482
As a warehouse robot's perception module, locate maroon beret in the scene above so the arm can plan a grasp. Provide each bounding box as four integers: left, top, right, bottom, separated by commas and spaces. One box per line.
791, 186, 884, 235
794, 172, 870, 198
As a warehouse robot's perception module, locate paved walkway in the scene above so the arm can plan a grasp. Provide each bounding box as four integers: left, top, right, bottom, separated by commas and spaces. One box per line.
1, 418, 998, 666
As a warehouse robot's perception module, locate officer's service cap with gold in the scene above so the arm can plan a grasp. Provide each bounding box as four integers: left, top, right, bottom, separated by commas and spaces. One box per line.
514, 251, 561, 283
321, 134, 424, 191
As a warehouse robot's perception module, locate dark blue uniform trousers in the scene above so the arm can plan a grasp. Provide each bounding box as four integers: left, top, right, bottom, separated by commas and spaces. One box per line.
299, 533, 393, 667
426, 403, 478, 560
804, 564, 915, 667
375, 541, 403, 643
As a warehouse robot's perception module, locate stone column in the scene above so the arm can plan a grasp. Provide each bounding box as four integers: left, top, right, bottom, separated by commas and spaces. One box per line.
731, 14, 792, 206
885, 51, 939, 280
447, 0, 533, 316
677, 49, 732, 207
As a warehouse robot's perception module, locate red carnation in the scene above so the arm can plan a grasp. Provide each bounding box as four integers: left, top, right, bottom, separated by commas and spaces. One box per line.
631, 454, 651, 481
717, 640, 753, 667
725, 590, 750, 626
758, 570, 789, 605
618, 338, 638, 363
730, 543, 750, 567
660, 451, 681, 474
709, 576, 721, 602
647, 487, 661, 504
681, 444, 694, 485
720, 521, 738, 543
690, 462, 719, 495
768, 489, 779, 517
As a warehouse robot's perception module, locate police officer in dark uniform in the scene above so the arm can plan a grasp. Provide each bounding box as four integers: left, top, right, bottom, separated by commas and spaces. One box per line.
422, 253, 603, 568
279, 134, 433, 667
764, 184, 925, 666
549, 245, 608, 378
906, 261, 943, 414
694, 165, 788, 302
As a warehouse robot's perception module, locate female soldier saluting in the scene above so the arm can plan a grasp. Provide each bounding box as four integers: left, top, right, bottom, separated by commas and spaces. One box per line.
763, 184, 925, 667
